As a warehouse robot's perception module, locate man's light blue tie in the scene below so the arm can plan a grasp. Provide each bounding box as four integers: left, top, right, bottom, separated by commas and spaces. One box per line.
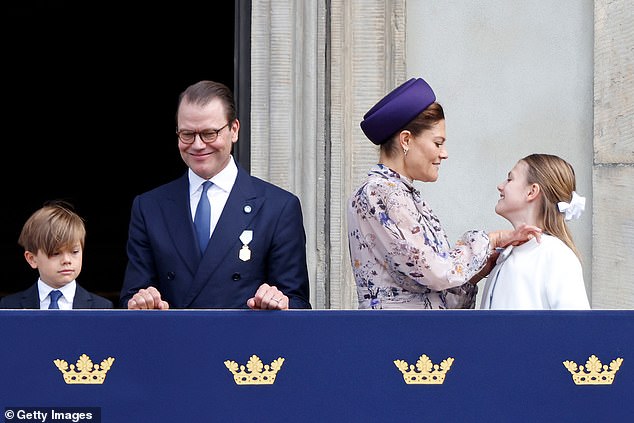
194, 181, 212, 253
49, 290, 62, 309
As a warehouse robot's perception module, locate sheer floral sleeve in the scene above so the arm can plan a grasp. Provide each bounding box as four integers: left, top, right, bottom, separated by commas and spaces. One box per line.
348, 165, 491, 309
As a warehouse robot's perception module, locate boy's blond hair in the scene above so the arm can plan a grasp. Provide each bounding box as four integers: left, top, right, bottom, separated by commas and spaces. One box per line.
18, 202, 86, 256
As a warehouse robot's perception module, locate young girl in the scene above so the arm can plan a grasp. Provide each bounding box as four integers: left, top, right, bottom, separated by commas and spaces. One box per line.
479, 154, 590, 309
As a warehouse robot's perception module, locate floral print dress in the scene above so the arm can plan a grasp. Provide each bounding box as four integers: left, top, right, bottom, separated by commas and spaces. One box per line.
347, 164, 492, 309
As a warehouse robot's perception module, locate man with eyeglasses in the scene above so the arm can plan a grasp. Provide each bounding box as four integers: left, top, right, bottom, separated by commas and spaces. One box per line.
119, 80, 311, 310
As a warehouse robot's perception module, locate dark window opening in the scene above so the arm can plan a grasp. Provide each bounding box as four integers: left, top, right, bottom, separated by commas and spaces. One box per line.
1, 1, 250, 306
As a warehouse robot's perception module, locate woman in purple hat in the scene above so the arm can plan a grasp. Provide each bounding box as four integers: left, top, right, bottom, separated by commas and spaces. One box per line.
347, 77, 542, 310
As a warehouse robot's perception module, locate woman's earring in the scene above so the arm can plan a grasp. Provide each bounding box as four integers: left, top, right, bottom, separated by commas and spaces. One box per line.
403, 148, 409, 157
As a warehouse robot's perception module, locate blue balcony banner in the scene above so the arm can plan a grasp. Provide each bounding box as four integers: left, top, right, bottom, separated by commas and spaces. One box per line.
0, 310, 632, 422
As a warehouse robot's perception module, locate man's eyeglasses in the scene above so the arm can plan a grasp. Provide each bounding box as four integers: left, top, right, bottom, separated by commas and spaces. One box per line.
176, 122, 230, 144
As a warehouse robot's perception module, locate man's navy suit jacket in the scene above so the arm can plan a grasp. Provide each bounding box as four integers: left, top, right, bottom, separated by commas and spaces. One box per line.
0, 283, 113, 309
120, 161, 311, 309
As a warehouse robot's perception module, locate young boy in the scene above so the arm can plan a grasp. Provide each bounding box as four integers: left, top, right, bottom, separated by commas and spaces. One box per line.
0, 201, 113, 309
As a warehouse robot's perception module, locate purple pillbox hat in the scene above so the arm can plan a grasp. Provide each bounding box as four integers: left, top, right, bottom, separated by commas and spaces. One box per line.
360, 77, 436, 145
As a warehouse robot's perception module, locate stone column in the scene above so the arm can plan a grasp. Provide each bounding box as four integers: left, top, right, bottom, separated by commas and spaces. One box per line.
250, 0, 406, 308
592, 0, 634, 308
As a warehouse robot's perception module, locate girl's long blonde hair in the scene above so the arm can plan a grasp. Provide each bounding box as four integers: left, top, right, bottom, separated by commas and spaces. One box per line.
522, 153, 581, 260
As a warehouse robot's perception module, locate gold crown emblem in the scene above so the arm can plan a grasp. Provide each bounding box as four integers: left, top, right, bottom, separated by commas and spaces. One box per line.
53, 354, 115, 385
394, 354, 454, 385
224, 354, 284, 385
563, 354, 623, 385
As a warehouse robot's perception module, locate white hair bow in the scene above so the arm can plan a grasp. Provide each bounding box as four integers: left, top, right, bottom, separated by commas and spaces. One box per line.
557, 191, 586, 221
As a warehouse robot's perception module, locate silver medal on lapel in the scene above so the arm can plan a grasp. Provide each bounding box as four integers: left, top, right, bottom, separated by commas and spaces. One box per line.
239, 230, 253, 261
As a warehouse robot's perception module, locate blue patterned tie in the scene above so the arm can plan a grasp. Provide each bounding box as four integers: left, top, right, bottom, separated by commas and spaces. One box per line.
194, 181, 212, 253
49, 290, 62, 309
